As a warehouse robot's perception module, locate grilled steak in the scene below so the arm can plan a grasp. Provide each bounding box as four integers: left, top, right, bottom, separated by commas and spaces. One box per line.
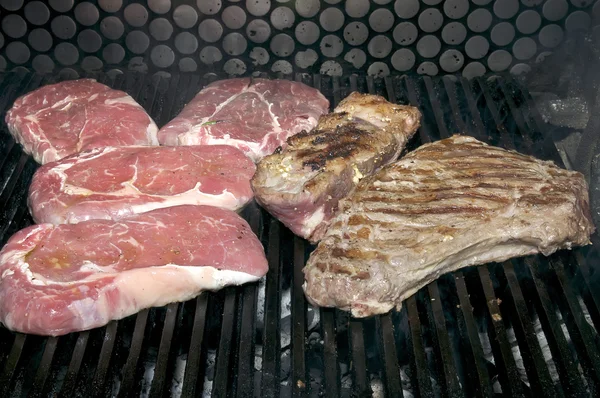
303, 135, 595, 317
29, 145, 255, 224
252, 92, 421, 242
158, 78, 329, 162
0, 205, 268, 336
6, 79, 158, 164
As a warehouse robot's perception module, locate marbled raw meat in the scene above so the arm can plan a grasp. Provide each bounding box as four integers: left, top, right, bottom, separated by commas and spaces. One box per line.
5, 79, 159, 164
29, 145, 256, 224
0, 205, 268, 336
158, 78, 329, 162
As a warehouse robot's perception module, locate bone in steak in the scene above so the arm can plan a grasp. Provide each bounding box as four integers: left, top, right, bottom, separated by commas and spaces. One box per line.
303, 135, 595, 317
0, 205, 268, 336
157, 78, 329, 162
5, 79, 159, 164
29, 145, 256, 224
252, 92, 421, 242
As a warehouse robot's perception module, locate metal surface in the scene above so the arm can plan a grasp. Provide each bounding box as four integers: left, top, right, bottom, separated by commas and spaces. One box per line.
0, 71, 599, 397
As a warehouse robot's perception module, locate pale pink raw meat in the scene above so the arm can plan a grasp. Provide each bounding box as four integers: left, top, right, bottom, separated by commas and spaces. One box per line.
158, 78, 329, 162
5, 79, 159, 164
28, 145, 256, 224
0, 205, 268, 336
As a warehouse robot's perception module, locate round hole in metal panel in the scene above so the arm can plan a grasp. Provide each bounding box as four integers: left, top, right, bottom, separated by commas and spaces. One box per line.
101, 17, 124, 40
394, 0, 419, 19
539, 24, 564, 48
247, 19, 271, 43
493, 0, 519, 19
320, 60, 342, 76
32, 54, 54, 73
270, 33, 294, 57
440, 49, 465, 72
74, 2, 99, 26
98, 0, 122, 13
129, 56, 148, 72
416, 35, 441, 58
151, 44, 175, 68
467, 9, 492, 33
368, 35, 392, 58
198, 19, 223, 43
343, 21, 369, 45
247, 0, 271, 17
24, 2, 50, 26
250, 47, 270, 65
394, 22, 418, 45
2, 15, 27, 39
173, 5, 198, 29
368, 61, 390, 77
444, 0, 469, 19
49, 0, 73, 13
320, 34, 343, 57
462, 61, 486, 78
51, 16, 77, 40
223, 32, 248, 56
295, 48, 318, 68
28, 28, 52, 52
490, 22, 515, 46
543, 0, 568, 21
125, 31, 149, 54
197, 0, 221, 15
465, 35, 489, 59
418, 8, 444, 33
77, 29, 103, 53
296, 0, 321, 18
179, 57, 197, 72
295, 20, 319, 45
369, 8, 394, 33
271, 6, 295, 30
565, 11, 592, 32
320, 7, 345, 32
175, 32, 198, 54
149, 18, 173, 41
0, 0, 23, 11
148, 0, 171, 14
516, 10, 541, 34
222, 6, 247, 30
391, 48, 416, 71
55, 42, 79, 66
199, 46, 222, 64
510, 63, 531, 75
345, 48, 367, 68
273, 59, 294, 74
81, 56, 103, 71
224, 58, 246, 75
487, 49, 512, 71
103, 43, 125, 64
0, 55, 7, 70
442, 21, 467, 44
124, 3, 149, 27
512, 37, 537, 60
417, 61, 438, 76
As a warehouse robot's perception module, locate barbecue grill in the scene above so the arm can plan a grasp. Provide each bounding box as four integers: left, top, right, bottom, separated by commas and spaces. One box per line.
1, 1, 600, 397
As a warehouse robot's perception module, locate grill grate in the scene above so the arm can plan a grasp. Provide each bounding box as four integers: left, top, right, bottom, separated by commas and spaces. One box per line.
0, 71, 599, 397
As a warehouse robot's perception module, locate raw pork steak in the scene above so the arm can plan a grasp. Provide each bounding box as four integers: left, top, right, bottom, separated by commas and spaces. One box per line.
252, 92, 421, 242
0, 205, 268, 336
304, 135, 595, 317
158, 78, 329, 161
29, 145, 256, 224
5, 79, 159, 164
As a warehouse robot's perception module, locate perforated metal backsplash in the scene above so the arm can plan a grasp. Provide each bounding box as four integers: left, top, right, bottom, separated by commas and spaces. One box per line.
0, 0, 596, 79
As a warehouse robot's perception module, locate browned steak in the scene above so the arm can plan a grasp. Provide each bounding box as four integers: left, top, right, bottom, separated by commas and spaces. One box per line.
303, 135, 595, 317
251, 92, 421, 242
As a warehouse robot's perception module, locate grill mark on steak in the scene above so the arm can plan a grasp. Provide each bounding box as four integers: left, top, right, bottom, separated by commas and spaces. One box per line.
303, 135, 595, 318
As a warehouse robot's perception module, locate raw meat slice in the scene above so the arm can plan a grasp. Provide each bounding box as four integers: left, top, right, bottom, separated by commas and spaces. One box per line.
29, 145, 256, 224
303, 135, 595, 317
157, 78, 329, 161
5, 79, 159, 164
252, 92, 421, 242
0, 205, 268, 336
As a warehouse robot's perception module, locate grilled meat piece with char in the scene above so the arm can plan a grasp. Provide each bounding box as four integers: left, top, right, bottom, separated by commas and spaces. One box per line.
303, 135, 595, 317
251, 92, 421, 242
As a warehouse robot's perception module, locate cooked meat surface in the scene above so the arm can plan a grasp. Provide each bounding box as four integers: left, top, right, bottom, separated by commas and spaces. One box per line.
252, 92, 421, 242
158, 78, 329, 162
5, 79, 158, 164
29, 145, 256, 224
303, 135, 595, 317
0, 205, 268, 336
